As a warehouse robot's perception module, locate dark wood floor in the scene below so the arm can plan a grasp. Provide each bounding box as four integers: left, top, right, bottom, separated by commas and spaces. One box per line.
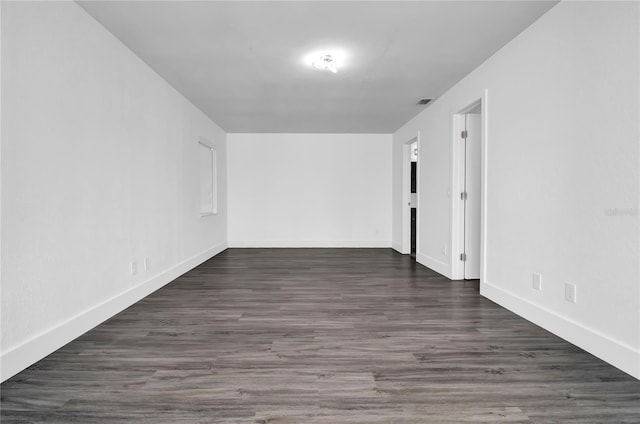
2, 249, 639, 423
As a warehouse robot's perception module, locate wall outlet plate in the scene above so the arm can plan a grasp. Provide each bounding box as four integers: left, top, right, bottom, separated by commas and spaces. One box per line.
565, 282, 577, 303
532, 273, 542, 291
131, 261, 137, 276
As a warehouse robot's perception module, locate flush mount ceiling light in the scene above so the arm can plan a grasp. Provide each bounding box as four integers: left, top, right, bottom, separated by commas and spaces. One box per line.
313, 54, 338, 73
304, 50, 346, 74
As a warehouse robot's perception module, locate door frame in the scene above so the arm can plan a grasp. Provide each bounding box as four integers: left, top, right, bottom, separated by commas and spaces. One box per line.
402, 133, 420, 255
450, 90, 488, 281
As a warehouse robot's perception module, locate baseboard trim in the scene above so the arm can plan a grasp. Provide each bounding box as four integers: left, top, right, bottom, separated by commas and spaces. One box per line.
391, 240, 403, 253
481, 281, 640, 380
228, 240, 391, 248
416, 252, 451, 278
0, 242, 228, 382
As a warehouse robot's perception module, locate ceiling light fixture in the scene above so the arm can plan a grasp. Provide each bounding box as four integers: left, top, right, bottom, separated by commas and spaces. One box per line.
304, 50, 345, 74
313, 54, 338, 73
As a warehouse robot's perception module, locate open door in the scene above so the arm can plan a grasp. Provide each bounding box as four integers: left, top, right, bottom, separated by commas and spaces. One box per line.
463, 111, 481, 279
452, 99, 484, 281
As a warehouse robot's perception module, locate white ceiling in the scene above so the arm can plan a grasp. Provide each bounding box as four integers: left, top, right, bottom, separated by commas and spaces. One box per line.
78, 1, 558, 133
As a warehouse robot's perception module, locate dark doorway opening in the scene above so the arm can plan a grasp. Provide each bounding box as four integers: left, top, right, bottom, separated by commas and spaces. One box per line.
410, 160, 417, 258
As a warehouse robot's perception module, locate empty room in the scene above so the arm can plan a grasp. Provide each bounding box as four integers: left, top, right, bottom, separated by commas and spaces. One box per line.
1, 1, 639, 422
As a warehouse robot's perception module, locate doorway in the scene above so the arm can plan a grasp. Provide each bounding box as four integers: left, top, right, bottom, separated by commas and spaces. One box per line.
402, 135, 419, 256
410, 141, 418, 258
452, 96, 485, 281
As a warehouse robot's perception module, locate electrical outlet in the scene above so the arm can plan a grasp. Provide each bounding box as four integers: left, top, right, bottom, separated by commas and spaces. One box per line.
145, 257, 150, 271
532, 273, 542, 291
131, 261, 137, 276
565, 282, 577, 303
442, 244, 448, 256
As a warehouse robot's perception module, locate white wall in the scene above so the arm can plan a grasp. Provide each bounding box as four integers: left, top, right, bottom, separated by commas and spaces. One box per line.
393, 1, 639, 378
1, 2, 228, 381
228, 134, 391, 247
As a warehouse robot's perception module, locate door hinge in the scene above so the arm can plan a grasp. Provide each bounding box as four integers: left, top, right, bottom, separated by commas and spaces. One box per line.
460, 253, 467, 261
460, 191, 467, 200
461, 130, 468, 139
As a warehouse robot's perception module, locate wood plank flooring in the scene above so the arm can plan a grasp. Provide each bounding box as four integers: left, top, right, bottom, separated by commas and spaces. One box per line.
2, 248, 639, 423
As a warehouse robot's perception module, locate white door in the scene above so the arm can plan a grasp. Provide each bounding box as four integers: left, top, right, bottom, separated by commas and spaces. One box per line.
464, 113, 481, 279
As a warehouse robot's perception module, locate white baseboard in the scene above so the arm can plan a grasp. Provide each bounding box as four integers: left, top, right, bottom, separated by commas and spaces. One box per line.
481, 281, 640, 380
416, 252, 451, 278
391, 240, 403, 253
228, 240, 391, 248
0, 242, 228, 382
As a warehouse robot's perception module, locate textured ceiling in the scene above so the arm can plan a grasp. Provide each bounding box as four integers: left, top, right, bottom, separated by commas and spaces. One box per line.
78, 1, 558, 133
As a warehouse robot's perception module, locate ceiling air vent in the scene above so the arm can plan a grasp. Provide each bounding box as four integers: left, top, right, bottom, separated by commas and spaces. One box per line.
417, 98, 433, 106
